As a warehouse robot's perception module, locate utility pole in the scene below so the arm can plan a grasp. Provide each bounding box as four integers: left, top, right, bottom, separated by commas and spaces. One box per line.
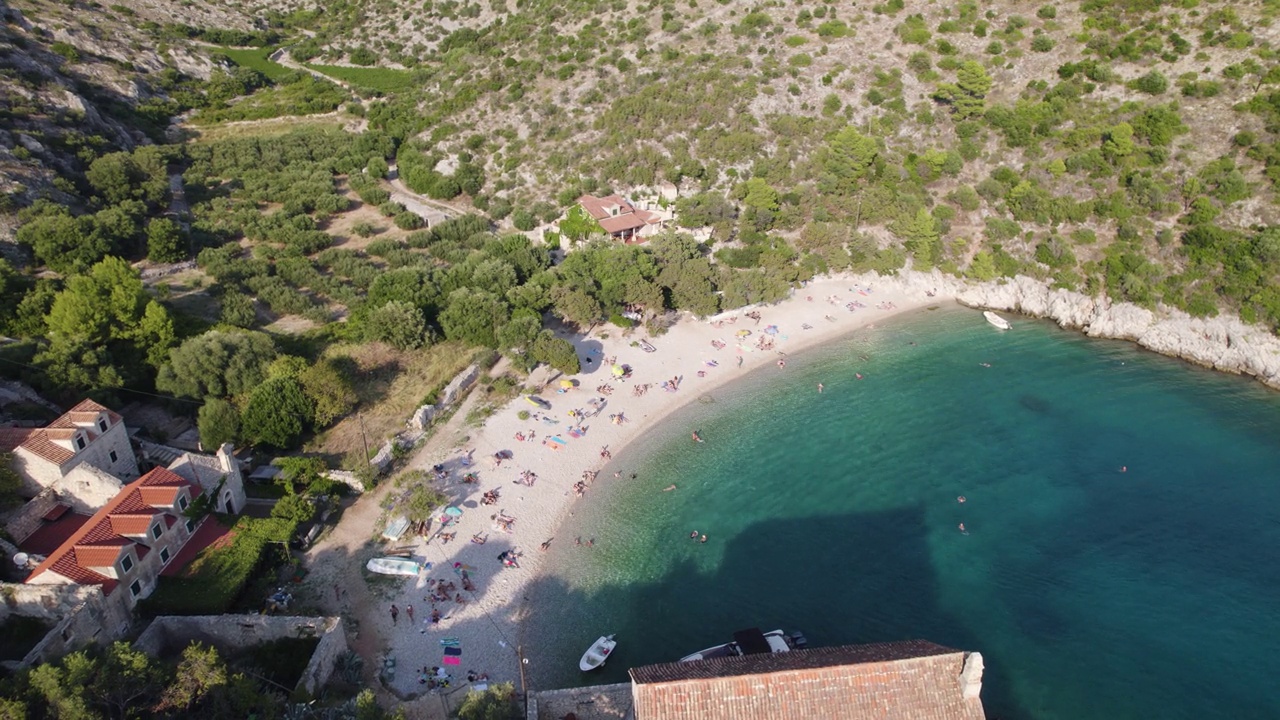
358, 413, 371, 467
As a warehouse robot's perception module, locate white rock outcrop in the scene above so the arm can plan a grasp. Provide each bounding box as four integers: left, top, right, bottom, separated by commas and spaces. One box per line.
953, 275, 1280, 389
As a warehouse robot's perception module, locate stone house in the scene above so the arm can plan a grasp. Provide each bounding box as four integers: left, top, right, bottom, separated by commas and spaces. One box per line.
23, 467, 208, 637
1, 399, 139, 506
165, 442, 247, 515
577, 194, 667, 242
0, 583, 127, 670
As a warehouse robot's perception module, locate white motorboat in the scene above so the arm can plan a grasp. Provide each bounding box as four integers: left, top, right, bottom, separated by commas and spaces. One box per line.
983, 311, 1011, 330
680, 628, 807, 662
365, 557, 427, 576
579, 634, 617, 671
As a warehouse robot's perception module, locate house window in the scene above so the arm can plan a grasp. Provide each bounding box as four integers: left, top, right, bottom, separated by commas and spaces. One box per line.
178, 495, 189, 511
120, 554, 134, 573
98, 418, 108, 432
129, 580, 142, 598
184, 518, 195, 534
150, 523, 163, 540
75, 435, 86, 450
160, 547, 170, 564
109, 450, 118, 463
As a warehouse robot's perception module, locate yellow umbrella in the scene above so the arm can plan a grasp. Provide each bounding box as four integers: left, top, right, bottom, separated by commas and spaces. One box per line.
559, 379, 575, 389
612, 364, 625, 377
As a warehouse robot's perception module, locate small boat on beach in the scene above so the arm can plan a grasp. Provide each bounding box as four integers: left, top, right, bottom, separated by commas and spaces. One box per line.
579, 634, 617, 671
983, 311, 1011, 330
680, 628, 807, 662
366, 557, 427, 576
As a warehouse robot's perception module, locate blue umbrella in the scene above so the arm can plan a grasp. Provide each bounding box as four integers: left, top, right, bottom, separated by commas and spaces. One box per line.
445, 506, 463, 517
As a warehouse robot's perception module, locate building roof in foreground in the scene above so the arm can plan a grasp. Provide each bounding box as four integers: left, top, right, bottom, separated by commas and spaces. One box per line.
25, 468, 199, 593
629, 640, 985, 720
10, 399, 125, 465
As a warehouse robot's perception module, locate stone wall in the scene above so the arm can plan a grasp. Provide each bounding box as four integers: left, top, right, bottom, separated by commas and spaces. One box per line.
0, 583, 127, 669
527, 683, 634, 720
408, 364, 479, 430
3, 487, 64, 544
135, 615, 348, 695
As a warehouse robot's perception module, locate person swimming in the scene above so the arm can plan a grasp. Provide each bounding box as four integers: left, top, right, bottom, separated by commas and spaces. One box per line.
692, 430, 704, 443
699, 535, 707, 543
663, 484, 677, 492
690, 530, 698, 539
957, 496, 966, 503
958, 523, 968, 535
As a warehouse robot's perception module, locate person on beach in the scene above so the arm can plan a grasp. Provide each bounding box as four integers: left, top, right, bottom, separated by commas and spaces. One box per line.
777, 359, 786, 368
406, 604, 415, 622
540, 538, 553, 551
390, 605, 399, 624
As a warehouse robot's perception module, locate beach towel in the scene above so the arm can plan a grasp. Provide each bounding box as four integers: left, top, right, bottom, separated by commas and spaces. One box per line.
444, 646, 462, 656
440, 638, 460, 647
443, 656, 461, 665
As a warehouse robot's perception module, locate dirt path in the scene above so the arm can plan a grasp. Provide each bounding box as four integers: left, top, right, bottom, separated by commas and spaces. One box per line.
297, 388, 486, 719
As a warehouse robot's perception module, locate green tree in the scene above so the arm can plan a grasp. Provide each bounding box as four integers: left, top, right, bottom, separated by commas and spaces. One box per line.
241, 376, 313, 449
1103, 122, 1136, 161
271, 493, 315, 523
740, 177, 780, 212
156, 642, 227, 714
456, 682, 520, 720
197, 398, 240, 449
85, 152, 167, 206
157, 330, 277, 399
530, 331, 581, 374
967, 250, 998, 281
895, 208, 941, 266
300, 358, 357, 427
549, 285, 603, 327
364, 300, 429, 350
439, 288, 509, 347
401, 477, 447, 523
557, 205, 605, 242
821, 127, 879, 193
16, 211, 111, 275
219, 291, 257, 328
934, 60, 991, 119
146, 218, 186, 263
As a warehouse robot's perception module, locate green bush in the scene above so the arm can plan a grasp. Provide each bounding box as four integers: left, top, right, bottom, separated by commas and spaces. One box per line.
142, 516, 296, 616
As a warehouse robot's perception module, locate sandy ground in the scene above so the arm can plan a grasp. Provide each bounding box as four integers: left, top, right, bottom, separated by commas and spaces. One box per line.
298, 269, 964, 718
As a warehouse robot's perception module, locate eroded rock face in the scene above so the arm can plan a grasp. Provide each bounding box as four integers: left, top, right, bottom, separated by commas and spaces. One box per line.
954, 275, 1280, 389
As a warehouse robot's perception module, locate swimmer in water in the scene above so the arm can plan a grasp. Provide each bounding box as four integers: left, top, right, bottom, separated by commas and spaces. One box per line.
1120, 466, 1127, 473
856, 373, 864, 380
818, 383, 824, 393
663, 484, 677, 492
980, 363, 991, 368
957, 496, 966, 503
692, 431, 703, 443
958, 523, 968, 534
690, 530, 698, 539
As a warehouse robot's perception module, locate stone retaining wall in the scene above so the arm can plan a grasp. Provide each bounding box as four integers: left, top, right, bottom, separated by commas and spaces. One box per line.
135, 615, 347, 695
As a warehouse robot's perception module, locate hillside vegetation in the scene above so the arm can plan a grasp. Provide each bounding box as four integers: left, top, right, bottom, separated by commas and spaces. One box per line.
1, 0, 1280, 464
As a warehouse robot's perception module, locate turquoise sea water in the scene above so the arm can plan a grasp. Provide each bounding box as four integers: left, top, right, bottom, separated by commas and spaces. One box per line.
524, 306, 1280, 719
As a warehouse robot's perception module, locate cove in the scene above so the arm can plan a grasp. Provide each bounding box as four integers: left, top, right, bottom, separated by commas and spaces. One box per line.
523, 306, 1280, 720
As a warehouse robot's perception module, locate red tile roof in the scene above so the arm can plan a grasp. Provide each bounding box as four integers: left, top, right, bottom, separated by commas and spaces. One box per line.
578, 193, 636, 221
18, 511, 92, 556
0, 427, 38, 453
25, 468, 200, 594
15, 399, 124, 465
599, 213, 649, 234
630, 641, 986, 720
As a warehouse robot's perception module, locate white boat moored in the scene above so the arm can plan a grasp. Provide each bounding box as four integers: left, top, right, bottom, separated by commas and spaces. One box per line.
579, 634, 617, 671
365, 557, 426, 576
983, 311, 1011, 330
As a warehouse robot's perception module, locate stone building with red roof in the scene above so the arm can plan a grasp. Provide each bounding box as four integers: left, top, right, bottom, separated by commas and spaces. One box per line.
576, 194, 667, 242
22, 467, 207, 637
2, 399, 139, 504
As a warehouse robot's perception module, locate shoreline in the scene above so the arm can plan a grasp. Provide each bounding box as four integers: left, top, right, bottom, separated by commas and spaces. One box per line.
373, 271, 953, 701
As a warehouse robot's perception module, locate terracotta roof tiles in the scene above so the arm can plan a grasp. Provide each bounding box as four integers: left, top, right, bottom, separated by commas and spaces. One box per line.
25, 467, 201, 594
630, 641, 986, 720
16, 399, 124, 465
0, 427, 38, 453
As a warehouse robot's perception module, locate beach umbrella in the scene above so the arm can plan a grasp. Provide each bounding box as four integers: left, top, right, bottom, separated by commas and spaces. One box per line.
444, 506, 463, 517
611, 364, 625, 377
764, 325, 779, 335
736, 329, 751, 337
559, 379, 575, 389
525, 395, 550, 408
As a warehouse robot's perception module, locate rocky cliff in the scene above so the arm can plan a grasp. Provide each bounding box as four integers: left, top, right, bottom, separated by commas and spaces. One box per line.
950, 275, 1280, 390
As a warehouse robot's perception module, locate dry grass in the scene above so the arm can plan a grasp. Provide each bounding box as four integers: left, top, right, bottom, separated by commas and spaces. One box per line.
308, 340, 484, 457
184, 115, 346, 143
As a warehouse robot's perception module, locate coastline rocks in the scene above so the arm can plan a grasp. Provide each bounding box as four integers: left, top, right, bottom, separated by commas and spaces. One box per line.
951, 274, 1280, 390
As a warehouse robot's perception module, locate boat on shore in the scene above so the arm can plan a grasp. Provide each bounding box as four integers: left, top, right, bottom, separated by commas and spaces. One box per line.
579, 634, 617, 671
366, 557, 427, 576
680, 628, 807, 662
983, 311, 1011, 330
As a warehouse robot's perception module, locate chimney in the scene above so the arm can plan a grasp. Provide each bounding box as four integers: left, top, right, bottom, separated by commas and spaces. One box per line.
959, 652, 984, 700
217, 443, 236, 475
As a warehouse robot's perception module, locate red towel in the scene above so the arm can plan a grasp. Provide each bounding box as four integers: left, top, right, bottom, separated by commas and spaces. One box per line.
443, 656, 461, 665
